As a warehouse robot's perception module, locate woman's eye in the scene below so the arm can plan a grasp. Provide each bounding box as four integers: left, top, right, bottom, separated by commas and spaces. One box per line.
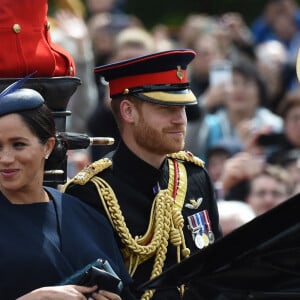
13, 142, 26, 149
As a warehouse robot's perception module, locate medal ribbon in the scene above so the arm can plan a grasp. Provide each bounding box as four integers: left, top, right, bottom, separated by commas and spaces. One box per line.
187, 212, 203, 232
203, 209, 215, 244
203, 210, 212, 231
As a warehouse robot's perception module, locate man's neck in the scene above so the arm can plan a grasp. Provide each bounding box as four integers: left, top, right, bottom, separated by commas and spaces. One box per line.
122, 139, 166, 169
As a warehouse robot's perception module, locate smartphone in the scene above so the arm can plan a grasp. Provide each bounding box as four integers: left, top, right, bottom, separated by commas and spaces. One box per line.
209, 60, 232, 87
256, 133, 284, 146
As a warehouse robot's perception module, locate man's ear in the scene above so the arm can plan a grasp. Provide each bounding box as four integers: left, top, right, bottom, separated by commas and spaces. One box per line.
120, 99, 137, 123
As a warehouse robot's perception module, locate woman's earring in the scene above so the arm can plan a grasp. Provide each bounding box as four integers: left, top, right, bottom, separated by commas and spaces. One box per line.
45, 154, 49, 160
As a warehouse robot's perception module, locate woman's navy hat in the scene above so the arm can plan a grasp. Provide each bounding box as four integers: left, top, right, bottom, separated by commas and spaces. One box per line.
0, 73, 44, 117
94, 49, 197, 106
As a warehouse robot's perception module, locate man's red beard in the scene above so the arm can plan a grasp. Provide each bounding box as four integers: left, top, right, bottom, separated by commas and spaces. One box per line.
133, 117, 186, 155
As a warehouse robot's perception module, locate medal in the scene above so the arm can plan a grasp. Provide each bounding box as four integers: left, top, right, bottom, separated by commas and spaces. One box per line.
187, 213, 200, 248
202, 232, 210, 247
199, 212, 209, 247
194, 231, 204, 249
203, 210, 215, 244
208, 231, 215, 244
187, 212, 210, 249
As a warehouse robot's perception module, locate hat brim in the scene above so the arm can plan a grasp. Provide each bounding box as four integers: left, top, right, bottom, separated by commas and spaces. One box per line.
136, 89, 197, 106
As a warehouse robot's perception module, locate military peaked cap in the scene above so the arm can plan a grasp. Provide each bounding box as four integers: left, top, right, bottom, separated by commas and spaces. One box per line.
94, 49, 197, 106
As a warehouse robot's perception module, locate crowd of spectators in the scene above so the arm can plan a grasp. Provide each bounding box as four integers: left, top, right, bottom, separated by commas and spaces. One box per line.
49, 0, 300, 234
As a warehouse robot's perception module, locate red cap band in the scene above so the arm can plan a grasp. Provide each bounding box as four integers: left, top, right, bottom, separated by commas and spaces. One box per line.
109, 68, 187, 96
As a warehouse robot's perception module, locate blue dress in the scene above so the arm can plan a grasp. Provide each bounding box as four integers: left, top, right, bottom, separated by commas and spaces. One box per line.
0, 187, 133, 299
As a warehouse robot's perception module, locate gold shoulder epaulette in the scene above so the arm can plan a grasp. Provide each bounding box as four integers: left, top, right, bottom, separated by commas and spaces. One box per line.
72, 157, 112, 185
167, 151, 205, 168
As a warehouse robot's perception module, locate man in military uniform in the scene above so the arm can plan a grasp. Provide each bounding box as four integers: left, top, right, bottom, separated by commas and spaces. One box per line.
64, 49, 222, 300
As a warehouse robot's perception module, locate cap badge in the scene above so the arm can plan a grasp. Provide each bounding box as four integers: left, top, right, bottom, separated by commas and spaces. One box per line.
176, 65, 183, 80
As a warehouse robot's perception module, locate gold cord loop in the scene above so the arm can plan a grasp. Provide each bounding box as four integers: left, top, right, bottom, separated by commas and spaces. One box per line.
63, 155, 196, 299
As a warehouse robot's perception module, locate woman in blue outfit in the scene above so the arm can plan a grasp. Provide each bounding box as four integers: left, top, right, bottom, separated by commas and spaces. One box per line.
0, 79, 135, 300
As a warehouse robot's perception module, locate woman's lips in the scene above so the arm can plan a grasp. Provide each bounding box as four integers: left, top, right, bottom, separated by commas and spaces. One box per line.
0, 169, 18, 178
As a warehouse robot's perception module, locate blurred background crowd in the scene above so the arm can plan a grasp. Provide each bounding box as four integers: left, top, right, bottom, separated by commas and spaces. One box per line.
48, 0, 300, 235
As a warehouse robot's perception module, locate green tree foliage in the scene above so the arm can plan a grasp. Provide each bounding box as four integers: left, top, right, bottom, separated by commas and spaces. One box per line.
124, 0, 297, 29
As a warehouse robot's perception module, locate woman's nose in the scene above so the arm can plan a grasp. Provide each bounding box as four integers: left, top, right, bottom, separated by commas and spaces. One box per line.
0, 149, 14, 161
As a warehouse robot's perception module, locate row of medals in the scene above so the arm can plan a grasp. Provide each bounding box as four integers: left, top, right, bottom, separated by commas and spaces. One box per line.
187, 210, 215, 249
194, 227, 215, 249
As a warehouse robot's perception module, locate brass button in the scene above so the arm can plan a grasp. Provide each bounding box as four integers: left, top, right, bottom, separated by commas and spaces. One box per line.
12, 24, 21, 33
45, 22, 51, 30
69, 66, 74, 76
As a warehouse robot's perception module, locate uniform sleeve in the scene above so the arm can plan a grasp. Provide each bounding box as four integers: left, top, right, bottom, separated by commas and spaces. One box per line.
185, 163, 223, 240
203, 167, 223, 240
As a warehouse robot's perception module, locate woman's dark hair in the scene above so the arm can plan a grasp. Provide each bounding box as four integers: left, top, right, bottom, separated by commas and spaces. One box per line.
232, 58, 270, 107
19, 104, 55, 143
18, 104, 67, 170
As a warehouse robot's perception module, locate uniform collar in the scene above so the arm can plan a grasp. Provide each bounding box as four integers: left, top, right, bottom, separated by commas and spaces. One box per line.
112, 140, 168, 190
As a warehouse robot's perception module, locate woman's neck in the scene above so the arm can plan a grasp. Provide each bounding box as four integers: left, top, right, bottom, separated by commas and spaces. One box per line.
2, 188, 49, 205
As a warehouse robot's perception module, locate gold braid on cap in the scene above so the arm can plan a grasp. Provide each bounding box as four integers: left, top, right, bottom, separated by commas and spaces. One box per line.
62, 154, 199, 300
